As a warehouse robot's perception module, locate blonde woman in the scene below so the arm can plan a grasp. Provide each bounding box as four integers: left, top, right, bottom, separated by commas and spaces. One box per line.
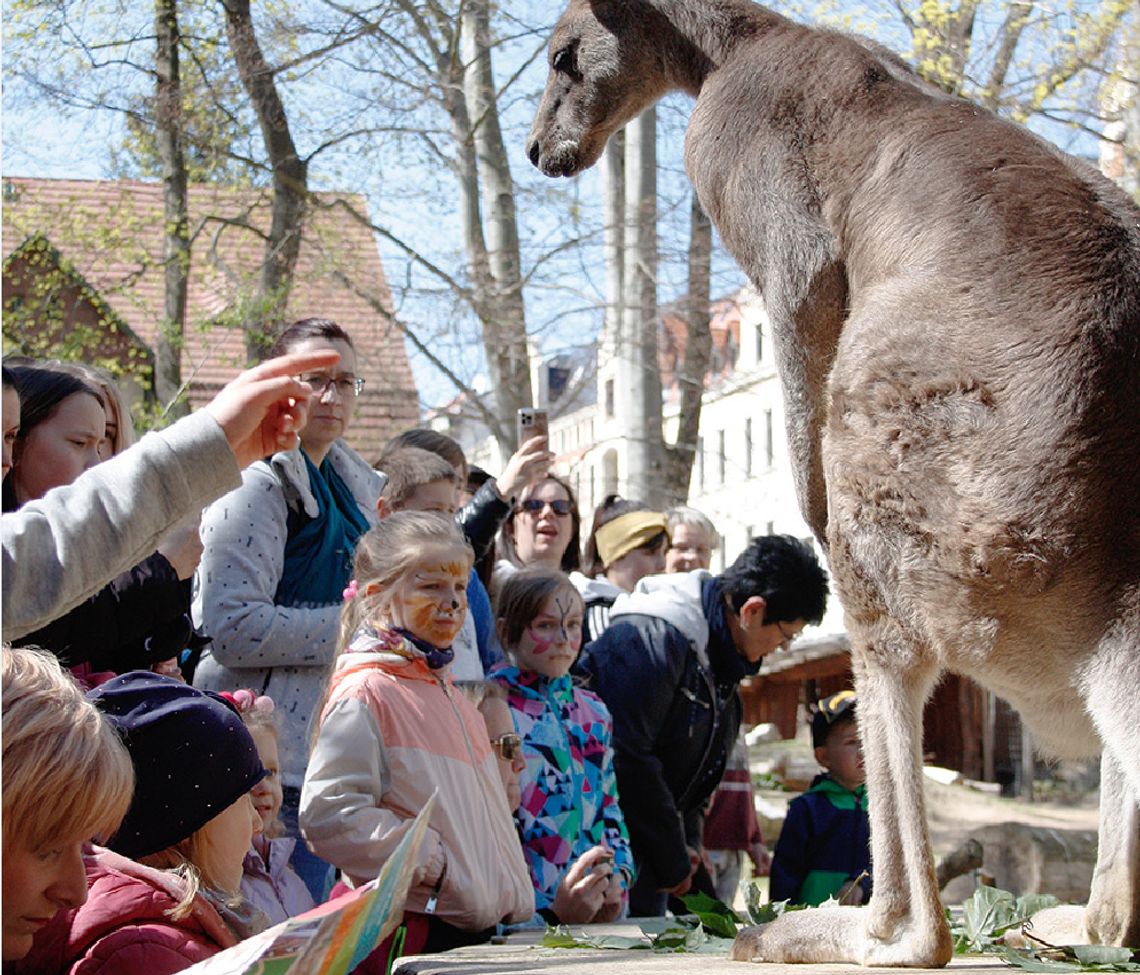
32, 673, 269, 975
1, 647, 133, 962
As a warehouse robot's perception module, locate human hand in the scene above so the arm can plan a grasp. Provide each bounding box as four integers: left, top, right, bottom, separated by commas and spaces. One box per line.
157, 518, 204, 580
750, 842, 772, 877
659, 845, 701, 896
495, 434, 553, 501
413, 832, 446, 889
551, 845, 612, 923
205, 350, 339, 469
151, 658, 184, 681
594, 869, 626, 922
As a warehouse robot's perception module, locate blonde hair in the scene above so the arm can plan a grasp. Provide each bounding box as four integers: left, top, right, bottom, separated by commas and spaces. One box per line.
1, 646, 134, 853
339, 511, 474, 649
139, 826, 238, 920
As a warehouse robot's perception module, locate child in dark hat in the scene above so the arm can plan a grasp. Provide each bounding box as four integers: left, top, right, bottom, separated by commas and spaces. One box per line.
35, 672, 269, 975
769, 690, 872, 906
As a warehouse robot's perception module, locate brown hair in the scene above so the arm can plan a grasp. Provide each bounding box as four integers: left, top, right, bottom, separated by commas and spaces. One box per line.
379, 447, 461, 509
382, 428, 467, 481
494, 566, 583, 654
267, 318, 355, 358
498, 474, 583, 573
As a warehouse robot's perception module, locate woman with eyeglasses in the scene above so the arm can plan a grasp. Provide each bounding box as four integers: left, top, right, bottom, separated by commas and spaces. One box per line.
489, 568, 634, 925
493, 474, 582, 596
192, 318, 384, 902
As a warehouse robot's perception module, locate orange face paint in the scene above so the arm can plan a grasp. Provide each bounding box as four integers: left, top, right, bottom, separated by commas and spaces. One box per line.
384, 548, 470, 648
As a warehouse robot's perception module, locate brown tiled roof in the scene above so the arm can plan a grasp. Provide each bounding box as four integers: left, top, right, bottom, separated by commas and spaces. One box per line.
1, 177, 418, 462
659, 295, 742, 399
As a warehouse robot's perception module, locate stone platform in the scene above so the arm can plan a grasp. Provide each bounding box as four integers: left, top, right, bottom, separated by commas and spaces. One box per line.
394, 924, 1003, 975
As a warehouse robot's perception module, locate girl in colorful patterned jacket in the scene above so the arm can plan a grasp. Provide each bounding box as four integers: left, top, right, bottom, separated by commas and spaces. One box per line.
300, 512, 533, 969
490, 567, 635, 924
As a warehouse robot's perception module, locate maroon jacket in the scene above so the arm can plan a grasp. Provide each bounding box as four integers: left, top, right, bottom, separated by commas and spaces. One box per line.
15, 849, 238, 975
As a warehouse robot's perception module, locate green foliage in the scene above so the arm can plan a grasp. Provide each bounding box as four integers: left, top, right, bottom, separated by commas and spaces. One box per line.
950, 886, 1061, 954
678, 891, 743, 939
1003, 944, 1140, 972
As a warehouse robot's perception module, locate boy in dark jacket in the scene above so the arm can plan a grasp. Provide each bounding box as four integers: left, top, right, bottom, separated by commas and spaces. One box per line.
770, 690, 872, 906
576, 534, 828, 916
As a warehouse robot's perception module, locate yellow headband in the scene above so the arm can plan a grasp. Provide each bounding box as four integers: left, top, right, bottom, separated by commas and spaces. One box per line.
595, 511, 670, 569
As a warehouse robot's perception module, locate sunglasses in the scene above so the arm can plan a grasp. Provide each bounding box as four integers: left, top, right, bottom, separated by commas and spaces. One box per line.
490, 732, 523, 761
518, 498, 572, 517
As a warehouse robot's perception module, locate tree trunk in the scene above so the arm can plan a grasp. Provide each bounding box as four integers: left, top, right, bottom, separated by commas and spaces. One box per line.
621, 108, 663, 505
662, 193, 711, 504
461, 0, 531, 446
221, 0, 307, 361
154, 0, 189, 417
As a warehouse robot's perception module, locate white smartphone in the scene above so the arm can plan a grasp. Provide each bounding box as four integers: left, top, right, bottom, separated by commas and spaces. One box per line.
516, 407, 548, 446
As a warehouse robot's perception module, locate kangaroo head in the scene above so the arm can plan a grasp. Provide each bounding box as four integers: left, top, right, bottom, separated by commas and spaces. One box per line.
527, 0, 672, 177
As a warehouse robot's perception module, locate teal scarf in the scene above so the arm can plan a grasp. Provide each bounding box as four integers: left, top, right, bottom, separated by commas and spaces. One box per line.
276, 452, 370, 608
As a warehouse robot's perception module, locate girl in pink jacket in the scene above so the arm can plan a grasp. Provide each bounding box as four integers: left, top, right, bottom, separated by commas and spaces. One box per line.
301, 512, 533, 966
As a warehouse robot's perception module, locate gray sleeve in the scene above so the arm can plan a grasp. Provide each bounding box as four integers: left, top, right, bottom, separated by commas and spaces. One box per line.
300, 697, 441, 883
2, 410, 239, 641
192, 466, 341, 669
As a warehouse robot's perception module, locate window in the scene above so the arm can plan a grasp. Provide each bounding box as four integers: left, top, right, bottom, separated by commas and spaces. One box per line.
767, 520, 775, 536
764, 409, 774, 467
756, 321, 764, 363
744, 418, 753, 476
605, 379, 615, 418
717, 430, 726, 484
697, 436, 705, 490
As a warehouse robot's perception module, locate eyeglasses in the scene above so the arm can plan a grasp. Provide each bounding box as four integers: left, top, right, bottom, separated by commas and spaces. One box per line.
490, 732, 523, 761
775, 619, 798, 649
298, 372, 366, 396
519, 498, 572, 517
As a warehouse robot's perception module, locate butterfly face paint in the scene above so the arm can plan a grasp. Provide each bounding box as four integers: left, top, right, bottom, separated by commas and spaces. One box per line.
384, 543, 470, 649
513, 588, 584, 680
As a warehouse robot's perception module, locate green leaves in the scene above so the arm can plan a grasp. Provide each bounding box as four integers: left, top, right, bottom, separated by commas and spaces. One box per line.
951, 886, 1060, 953
1003, 944, 1140, 972
678, 891, 743, 939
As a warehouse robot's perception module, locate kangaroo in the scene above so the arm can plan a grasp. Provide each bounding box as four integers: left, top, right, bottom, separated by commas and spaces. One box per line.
527, 0, 1140, 966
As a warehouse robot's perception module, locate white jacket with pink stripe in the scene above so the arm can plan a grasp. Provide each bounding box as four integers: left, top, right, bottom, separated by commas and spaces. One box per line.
299, 637, 534, 931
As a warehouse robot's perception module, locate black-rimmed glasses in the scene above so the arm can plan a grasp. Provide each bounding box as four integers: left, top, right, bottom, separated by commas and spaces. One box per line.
775, 619, 798, 650
299, 372, 366, 396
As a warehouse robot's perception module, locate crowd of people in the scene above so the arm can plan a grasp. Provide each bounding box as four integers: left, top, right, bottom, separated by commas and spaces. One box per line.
2, 319, 871, 975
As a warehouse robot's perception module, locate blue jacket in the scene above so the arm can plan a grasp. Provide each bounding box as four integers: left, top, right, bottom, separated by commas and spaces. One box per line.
769, 772, 872, 905
575, 572, 758, 892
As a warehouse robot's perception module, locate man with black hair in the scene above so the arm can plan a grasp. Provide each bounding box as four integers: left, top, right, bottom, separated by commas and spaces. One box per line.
576, 534, 828, 916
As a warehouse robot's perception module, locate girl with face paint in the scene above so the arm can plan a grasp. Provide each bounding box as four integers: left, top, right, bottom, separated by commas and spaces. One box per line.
300, 512, 534, 970
489, 568, 635, 926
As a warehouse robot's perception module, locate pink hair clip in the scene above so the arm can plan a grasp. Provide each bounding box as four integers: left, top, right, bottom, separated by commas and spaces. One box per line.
343, 579, 359, 602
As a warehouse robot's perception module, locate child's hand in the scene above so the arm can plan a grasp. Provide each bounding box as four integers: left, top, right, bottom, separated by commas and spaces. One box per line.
594, 869, 625, 922
412, 831, 446, 889
551, 845, 612, 923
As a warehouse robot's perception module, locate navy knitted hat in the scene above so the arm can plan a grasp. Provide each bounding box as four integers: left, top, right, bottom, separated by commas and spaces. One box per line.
87, 672, 266, 859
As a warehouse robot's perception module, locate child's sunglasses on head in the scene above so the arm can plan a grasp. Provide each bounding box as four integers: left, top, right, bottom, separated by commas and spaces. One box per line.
817, 689, 856, 724
491, 732, 523, 761
518, 498, 572, 516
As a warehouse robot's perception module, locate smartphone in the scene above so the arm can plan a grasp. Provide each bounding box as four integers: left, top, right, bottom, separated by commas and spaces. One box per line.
516, 407, 548, 446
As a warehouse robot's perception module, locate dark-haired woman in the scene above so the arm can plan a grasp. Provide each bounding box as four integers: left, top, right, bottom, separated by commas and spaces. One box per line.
192, 319, 383, 900
3, 365, 198, 678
